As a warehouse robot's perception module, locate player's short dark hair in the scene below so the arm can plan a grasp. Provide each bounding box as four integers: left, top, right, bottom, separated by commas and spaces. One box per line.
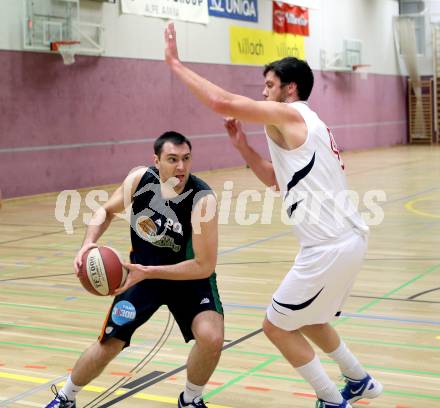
154, 131, 192, 157
263, 57, 314, 101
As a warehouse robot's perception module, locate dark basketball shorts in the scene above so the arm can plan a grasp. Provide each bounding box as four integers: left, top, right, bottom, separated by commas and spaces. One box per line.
99, 273, 223, 345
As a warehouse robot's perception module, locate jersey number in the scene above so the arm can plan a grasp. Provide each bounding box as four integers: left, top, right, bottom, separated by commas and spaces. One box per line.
327, 128, 345, 170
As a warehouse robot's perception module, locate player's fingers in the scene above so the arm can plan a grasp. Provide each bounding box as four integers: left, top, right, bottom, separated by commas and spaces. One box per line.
166, 21, 174, 41
123, 262, 136, 271
73, 258, 80, 275
113, 286, 124, 296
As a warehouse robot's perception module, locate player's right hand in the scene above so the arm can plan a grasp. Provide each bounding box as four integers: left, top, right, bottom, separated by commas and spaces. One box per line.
224, 117, 248, 149
73, 243, 98, 276
164, 21, 179, 66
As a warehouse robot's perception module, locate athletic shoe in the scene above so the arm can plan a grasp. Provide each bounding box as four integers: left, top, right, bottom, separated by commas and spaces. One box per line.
177, 392, 208, 407
44, 385, 76, 408
341, 373, 383, 403
315, 399, 352, 408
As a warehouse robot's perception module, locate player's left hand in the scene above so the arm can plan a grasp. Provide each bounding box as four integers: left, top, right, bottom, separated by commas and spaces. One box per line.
164, 21, 179, 66
113, 263, 155, 295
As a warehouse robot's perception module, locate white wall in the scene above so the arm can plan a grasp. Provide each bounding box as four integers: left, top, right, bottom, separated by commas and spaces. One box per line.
0, 0, 402, 75
418, 0, 440, 75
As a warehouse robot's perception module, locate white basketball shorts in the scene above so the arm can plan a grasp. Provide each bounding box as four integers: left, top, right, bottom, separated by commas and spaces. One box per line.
266, 231, 367, 331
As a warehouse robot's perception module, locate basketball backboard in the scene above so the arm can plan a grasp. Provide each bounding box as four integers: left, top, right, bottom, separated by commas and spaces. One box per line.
320, 38, 363, 72
23, 0, 104, 61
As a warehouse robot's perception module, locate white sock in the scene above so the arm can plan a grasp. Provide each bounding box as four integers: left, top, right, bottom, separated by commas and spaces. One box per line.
60, 376, 82, 401
296, 354, 343, 403
183, 380, 204, 403
327, 341, 367, 380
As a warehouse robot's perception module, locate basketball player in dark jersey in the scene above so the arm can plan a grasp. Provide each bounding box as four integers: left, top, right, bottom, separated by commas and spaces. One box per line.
45, 132, 223, 408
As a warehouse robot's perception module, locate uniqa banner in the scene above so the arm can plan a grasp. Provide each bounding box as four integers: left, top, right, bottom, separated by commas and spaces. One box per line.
121, 0, 209, 24
230, 26, 305, 65
273, 1, 309, 36
208, 0, 258, 22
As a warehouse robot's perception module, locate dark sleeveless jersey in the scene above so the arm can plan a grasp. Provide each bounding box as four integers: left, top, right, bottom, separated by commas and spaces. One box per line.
130, 167, 213, 267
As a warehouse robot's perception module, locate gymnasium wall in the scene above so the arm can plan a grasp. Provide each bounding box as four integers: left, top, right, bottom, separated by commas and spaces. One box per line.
0, 0, 406, 198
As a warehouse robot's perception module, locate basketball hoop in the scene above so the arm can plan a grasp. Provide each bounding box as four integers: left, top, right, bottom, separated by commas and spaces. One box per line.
50, 40, 80, 65
352, 64, 370, 71
352, 64, 371, 80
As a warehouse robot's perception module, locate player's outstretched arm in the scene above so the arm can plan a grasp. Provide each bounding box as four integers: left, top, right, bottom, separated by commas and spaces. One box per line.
164, 22, 299, 127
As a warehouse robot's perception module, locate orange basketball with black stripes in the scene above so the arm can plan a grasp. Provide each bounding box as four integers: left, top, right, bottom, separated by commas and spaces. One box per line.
78, 246, 128, 296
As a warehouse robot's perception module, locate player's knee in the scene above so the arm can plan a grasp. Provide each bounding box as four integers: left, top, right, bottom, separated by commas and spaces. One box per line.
263, 317, 281, 340
196, 329, 224, 353
98, 338, 125, 361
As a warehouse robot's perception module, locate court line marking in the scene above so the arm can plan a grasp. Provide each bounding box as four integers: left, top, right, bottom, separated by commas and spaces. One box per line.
350, 294, 440, 305
0, 373, 230, 408
355, 262, 440, 313
405, 194, 440, 219
407, 287, 440, 300
97, 329, 263, 407
0, 374, 67, 408
204, 357, 279, 400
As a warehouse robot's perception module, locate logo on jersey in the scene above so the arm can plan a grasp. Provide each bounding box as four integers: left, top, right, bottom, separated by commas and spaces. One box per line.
285, 152, 316, 217
135, 216, 181, 252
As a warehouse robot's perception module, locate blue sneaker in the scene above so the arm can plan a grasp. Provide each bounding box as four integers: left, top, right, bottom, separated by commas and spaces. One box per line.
45, 385, 76, 408
177, 392, 208, 407
315, 399, 352, 408
341, 373, 383, 403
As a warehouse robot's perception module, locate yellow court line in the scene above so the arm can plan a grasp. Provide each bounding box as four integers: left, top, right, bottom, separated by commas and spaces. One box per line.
405, 195, 440, 219
0, 372, 231, 408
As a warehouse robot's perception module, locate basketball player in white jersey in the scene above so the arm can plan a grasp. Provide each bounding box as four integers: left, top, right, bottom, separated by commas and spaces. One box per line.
164, 22, 383, 408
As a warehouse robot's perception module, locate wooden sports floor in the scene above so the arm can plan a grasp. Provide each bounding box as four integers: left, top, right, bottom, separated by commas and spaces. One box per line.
0, 145, 439, 408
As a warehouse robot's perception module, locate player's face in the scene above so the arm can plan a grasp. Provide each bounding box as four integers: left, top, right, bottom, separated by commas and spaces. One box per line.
262, 70, 290, 102
155, 141, 192, 194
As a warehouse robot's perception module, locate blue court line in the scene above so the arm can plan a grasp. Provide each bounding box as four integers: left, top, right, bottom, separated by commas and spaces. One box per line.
218, 231, 290, 256
223, 302, 440, 326
341, 312, 440, 326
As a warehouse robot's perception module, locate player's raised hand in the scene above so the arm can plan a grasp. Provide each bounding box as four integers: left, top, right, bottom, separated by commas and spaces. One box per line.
224, 117, 248, 150
164, 21, 179, 66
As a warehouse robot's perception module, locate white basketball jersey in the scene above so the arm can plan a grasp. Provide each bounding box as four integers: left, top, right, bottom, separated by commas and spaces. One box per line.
266, 101, 368, 246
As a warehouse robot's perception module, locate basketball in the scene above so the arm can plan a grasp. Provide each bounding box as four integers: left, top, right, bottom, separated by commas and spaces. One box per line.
78, 246, 128, 296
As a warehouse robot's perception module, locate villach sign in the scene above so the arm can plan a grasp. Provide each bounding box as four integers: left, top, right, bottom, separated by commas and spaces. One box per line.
208, 0, 258, 22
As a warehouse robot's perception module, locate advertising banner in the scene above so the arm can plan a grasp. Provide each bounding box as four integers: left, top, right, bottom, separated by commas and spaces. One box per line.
230, 25, 305, 65
121, 0, 209, 24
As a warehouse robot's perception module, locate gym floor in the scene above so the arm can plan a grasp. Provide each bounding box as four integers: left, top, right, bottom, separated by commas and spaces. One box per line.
0, 145, 439, 408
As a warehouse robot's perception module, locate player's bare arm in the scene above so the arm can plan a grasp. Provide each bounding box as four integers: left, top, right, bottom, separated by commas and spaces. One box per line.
74, 167, 147, 274
165, 22, 302, 129
116, 193, 218, 292
224, 118, 279, 189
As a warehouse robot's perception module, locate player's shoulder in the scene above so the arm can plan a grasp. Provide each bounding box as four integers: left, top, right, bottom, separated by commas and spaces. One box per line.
127, 166, 159, 197
188, 173, 212, 194
187, 174, 216, 211
134, 166, 159, 184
